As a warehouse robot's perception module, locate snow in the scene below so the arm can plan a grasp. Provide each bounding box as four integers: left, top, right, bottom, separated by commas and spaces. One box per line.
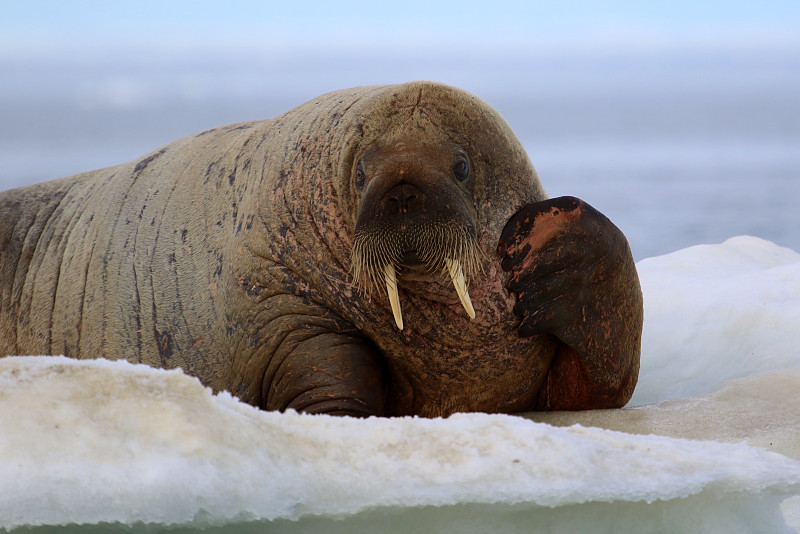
633, 236, 800, 405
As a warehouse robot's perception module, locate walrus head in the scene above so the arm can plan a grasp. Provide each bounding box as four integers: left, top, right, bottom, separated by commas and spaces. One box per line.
351, 140, 482, 329
323, 82, 544, 334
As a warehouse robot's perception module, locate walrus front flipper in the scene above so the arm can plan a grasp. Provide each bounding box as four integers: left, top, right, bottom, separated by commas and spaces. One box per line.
498, 197, 643, 410
259, 330, 386, 417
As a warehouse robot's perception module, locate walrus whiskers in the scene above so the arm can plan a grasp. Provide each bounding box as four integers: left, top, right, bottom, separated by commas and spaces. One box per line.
351, 223, 480, 329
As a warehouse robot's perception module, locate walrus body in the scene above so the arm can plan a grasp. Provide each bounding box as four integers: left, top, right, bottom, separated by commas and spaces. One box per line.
0, 82, 642, 417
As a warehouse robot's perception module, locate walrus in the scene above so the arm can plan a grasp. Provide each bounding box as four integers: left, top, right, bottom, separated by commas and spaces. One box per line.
0, 82, 643, 417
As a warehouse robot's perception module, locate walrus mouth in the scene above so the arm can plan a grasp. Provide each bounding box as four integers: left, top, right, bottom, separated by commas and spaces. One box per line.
351, 223, 479, 330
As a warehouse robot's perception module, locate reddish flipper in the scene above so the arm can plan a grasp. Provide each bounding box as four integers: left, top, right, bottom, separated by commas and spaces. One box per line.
498, 196, 643, 410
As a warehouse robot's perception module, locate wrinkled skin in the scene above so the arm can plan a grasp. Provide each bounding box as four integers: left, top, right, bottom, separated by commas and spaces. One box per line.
0, 82, 642, 417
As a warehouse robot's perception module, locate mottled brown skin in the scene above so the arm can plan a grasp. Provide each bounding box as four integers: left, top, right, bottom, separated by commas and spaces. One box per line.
0, 82, 642, 417
498, 197, 642, 410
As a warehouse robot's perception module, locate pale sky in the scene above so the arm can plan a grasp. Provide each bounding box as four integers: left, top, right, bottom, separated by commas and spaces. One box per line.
3, 0, 800, 59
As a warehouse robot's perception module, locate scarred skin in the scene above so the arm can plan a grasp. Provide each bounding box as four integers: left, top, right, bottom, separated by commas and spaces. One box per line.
0, 82, 642, 417
498, 197, 642, 410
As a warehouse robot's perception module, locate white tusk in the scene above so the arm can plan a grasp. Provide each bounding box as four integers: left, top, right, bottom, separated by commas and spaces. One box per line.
445, 258, 476, 319
385, 263, 403, 330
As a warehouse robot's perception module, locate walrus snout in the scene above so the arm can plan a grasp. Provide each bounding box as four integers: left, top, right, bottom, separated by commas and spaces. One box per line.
351, 143, 480, 330
384, 182, 424, 215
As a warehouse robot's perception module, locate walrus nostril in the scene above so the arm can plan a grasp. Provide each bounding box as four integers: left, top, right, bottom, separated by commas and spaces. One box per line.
386, 183, 423, 214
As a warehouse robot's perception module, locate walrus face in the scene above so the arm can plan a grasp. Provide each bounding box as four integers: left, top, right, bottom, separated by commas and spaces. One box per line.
351, 141, 481, 330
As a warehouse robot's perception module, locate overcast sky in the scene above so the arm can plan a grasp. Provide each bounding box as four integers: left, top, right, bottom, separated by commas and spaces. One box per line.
3, 0, 800, 59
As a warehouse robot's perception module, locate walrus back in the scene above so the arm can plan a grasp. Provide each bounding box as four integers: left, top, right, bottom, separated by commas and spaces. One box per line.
0, 122, 262, 388
1, 173, 96, 357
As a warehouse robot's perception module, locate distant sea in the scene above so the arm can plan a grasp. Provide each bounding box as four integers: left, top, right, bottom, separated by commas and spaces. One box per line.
2, 48, 798, 260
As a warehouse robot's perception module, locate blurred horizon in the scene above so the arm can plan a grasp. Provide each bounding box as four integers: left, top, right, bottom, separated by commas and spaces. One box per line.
2, 1, 799, 259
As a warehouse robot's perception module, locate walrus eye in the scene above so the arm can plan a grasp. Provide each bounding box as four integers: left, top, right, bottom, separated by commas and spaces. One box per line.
355, 163, 366, 191
453, 157, 470, 182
